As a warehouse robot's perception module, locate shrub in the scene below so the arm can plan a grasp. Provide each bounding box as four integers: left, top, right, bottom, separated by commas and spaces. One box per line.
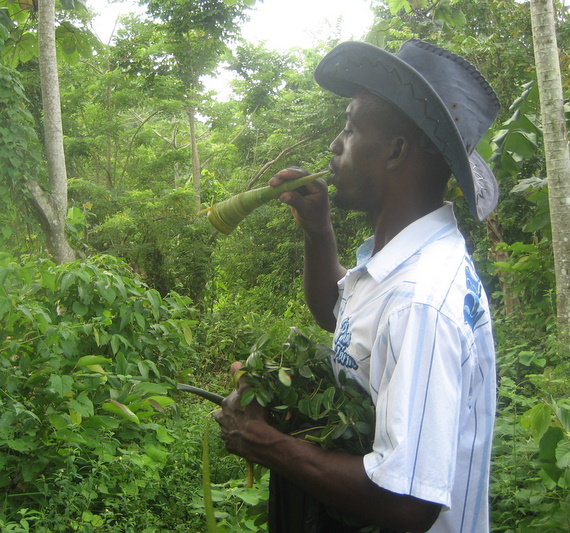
0, 253, 199, 531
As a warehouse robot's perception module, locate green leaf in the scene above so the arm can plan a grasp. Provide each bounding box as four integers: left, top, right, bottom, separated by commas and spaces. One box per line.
155, 425, 175, 444
256, 387, 272, 407
388, 0, 411, 14
556, 439, 570, 470
0, 296, 11, 320
182, 322, 193, 345
133, 312, 146, 329
555, 405, 570, 432
77, 355, 111, 367
49, 414, 68, 429
82, 415, 120, 429
521, 403, 552, 442
278, 368, 291, 386
49, 374, 74, 398
146, 289, 161, 320
68, 393, 94, 418
246, 351, 264, 371
69, 409, 82, 425
252, 332, 274, 351
102, 400, 140, 424
322, 387, 336, 411
145, 444, 169, 463
240, 387, 257, 406
133, 382, 169, 396
71, 300, 89, 317
54, 428, 87, 444
202, 420, 218, 533
518, 350, 536, 366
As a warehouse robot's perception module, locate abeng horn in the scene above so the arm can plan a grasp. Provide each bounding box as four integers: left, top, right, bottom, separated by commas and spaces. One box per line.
201, 171, 328, 234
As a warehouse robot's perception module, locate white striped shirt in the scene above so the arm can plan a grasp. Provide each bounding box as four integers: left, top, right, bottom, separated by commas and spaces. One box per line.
332, 203, 496, 533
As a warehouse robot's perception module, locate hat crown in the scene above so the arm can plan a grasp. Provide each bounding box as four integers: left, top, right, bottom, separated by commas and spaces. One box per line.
396, 39, 500, 154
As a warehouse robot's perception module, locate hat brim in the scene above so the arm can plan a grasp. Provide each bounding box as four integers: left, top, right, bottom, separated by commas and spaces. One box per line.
314, 41, 498, 221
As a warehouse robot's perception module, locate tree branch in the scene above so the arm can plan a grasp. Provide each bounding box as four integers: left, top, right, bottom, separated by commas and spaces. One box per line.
247, 136, 314, 189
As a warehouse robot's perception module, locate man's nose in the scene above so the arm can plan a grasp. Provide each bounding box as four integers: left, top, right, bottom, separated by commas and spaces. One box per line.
329, 135, 342, 154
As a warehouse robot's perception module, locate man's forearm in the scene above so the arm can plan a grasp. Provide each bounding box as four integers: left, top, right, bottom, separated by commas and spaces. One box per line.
242, 419, 440, 532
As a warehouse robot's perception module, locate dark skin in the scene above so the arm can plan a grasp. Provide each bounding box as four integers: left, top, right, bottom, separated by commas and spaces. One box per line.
214, 90, 450, 532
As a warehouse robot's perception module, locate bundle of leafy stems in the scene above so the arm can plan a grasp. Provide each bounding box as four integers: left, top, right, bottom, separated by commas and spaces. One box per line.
179, 327, 375, 454
181, 329, 380, 532
237, 327, 376, 456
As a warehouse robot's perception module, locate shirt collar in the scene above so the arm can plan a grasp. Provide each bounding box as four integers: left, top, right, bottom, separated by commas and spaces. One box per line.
356, 203, 459, 283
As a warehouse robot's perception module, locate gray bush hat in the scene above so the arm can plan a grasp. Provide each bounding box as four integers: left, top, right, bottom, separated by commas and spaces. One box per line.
314, 39, 501, 221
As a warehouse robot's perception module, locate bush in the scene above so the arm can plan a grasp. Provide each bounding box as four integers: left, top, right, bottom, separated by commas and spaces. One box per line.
0, 253, 202, 531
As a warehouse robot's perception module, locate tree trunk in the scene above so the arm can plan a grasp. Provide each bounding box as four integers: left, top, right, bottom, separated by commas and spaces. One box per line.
185, 103, 202, 212
530, 0, 570, 345
31, 0, 75, 264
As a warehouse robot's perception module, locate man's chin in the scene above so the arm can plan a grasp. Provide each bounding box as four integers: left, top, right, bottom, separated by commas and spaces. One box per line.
332, 192, 350, 211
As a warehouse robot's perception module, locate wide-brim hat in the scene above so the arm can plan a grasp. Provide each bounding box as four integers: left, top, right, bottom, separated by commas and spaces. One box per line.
314, 39, 501, 221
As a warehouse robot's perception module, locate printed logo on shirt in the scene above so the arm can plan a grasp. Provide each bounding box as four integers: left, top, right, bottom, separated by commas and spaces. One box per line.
464, 257, 484, 329
334, 317, 358, 369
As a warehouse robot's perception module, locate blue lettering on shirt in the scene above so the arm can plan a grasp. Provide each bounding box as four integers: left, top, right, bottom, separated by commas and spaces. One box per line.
464, 257, 484, 329
334, 317, 358, 369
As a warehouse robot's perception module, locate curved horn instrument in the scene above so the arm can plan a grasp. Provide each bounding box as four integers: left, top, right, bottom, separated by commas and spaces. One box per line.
202, 171, 327, 234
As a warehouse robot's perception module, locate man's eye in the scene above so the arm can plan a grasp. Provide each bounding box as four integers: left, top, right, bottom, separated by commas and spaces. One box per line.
343, 129, 353, 135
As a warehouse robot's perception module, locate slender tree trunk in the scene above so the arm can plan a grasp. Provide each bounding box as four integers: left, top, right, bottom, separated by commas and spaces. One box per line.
30, 0, 75, 264
530, 0, 570, 345
186, 103, 202, 211
106, 79, 114, 188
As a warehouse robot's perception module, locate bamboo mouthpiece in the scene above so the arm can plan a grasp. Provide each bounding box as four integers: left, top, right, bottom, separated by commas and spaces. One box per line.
204, 171, 328, 234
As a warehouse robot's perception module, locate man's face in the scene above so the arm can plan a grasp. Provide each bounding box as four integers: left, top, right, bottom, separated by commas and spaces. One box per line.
328, 91, 395, 213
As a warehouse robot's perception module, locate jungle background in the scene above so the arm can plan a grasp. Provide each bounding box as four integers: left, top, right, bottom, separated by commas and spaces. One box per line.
1, 0, 570, 531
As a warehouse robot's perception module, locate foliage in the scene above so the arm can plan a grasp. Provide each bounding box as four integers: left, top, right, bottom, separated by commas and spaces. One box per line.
0, 0, 99, 68
239, 328, 375, 455
199, 423, 270, 533
0, 253, 202, 531
67, 184, 216, 303
0, 59, 45, 254
207, 471, 270, 532
491, 335, 570, 532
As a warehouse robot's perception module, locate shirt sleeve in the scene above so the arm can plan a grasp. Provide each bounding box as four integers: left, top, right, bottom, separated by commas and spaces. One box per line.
363, 302, 469, 509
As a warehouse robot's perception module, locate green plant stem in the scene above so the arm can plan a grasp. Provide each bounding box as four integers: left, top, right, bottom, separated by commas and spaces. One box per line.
178, 384, 255, 488
202, 420, 219, 533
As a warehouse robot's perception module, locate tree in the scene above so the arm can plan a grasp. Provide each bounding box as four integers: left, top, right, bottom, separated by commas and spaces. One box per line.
0, 0, 97, 262
142, 0, 255, 210
530, 0, 570, 343
28, 0, 76, 263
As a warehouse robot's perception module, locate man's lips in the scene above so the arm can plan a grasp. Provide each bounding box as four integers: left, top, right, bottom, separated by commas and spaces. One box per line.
328, 161, 338, 183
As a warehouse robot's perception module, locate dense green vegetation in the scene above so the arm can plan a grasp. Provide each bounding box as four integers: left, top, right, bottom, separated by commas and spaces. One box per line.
1, 0, 570, 531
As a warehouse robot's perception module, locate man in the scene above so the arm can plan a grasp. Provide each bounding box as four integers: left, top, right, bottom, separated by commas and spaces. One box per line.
214, 39, 499, 533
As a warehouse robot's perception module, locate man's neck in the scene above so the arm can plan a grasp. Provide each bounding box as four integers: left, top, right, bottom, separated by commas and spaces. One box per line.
370, 200, 443, 255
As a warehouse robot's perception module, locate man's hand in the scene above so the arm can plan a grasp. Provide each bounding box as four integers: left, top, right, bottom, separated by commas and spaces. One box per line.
213, 362, 268, 461
269, 167, 331, 235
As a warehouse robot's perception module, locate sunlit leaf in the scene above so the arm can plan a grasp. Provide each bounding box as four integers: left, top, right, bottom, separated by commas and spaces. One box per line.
278, 367, 291, 386
77, 355, 111, 367
521, 403, 552, 442
102, 400, 140, 424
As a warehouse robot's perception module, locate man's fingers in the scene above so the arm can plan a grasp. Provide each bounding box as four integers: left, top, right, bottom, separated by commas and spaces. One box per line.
230, 361, 248, 391
230, 361, 243, 375
268, 167, 308, 187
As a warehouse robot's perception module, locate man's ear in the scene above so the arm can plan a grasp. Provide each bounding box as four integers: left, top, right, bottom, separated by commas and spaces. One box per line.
386, 136, 409, 170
